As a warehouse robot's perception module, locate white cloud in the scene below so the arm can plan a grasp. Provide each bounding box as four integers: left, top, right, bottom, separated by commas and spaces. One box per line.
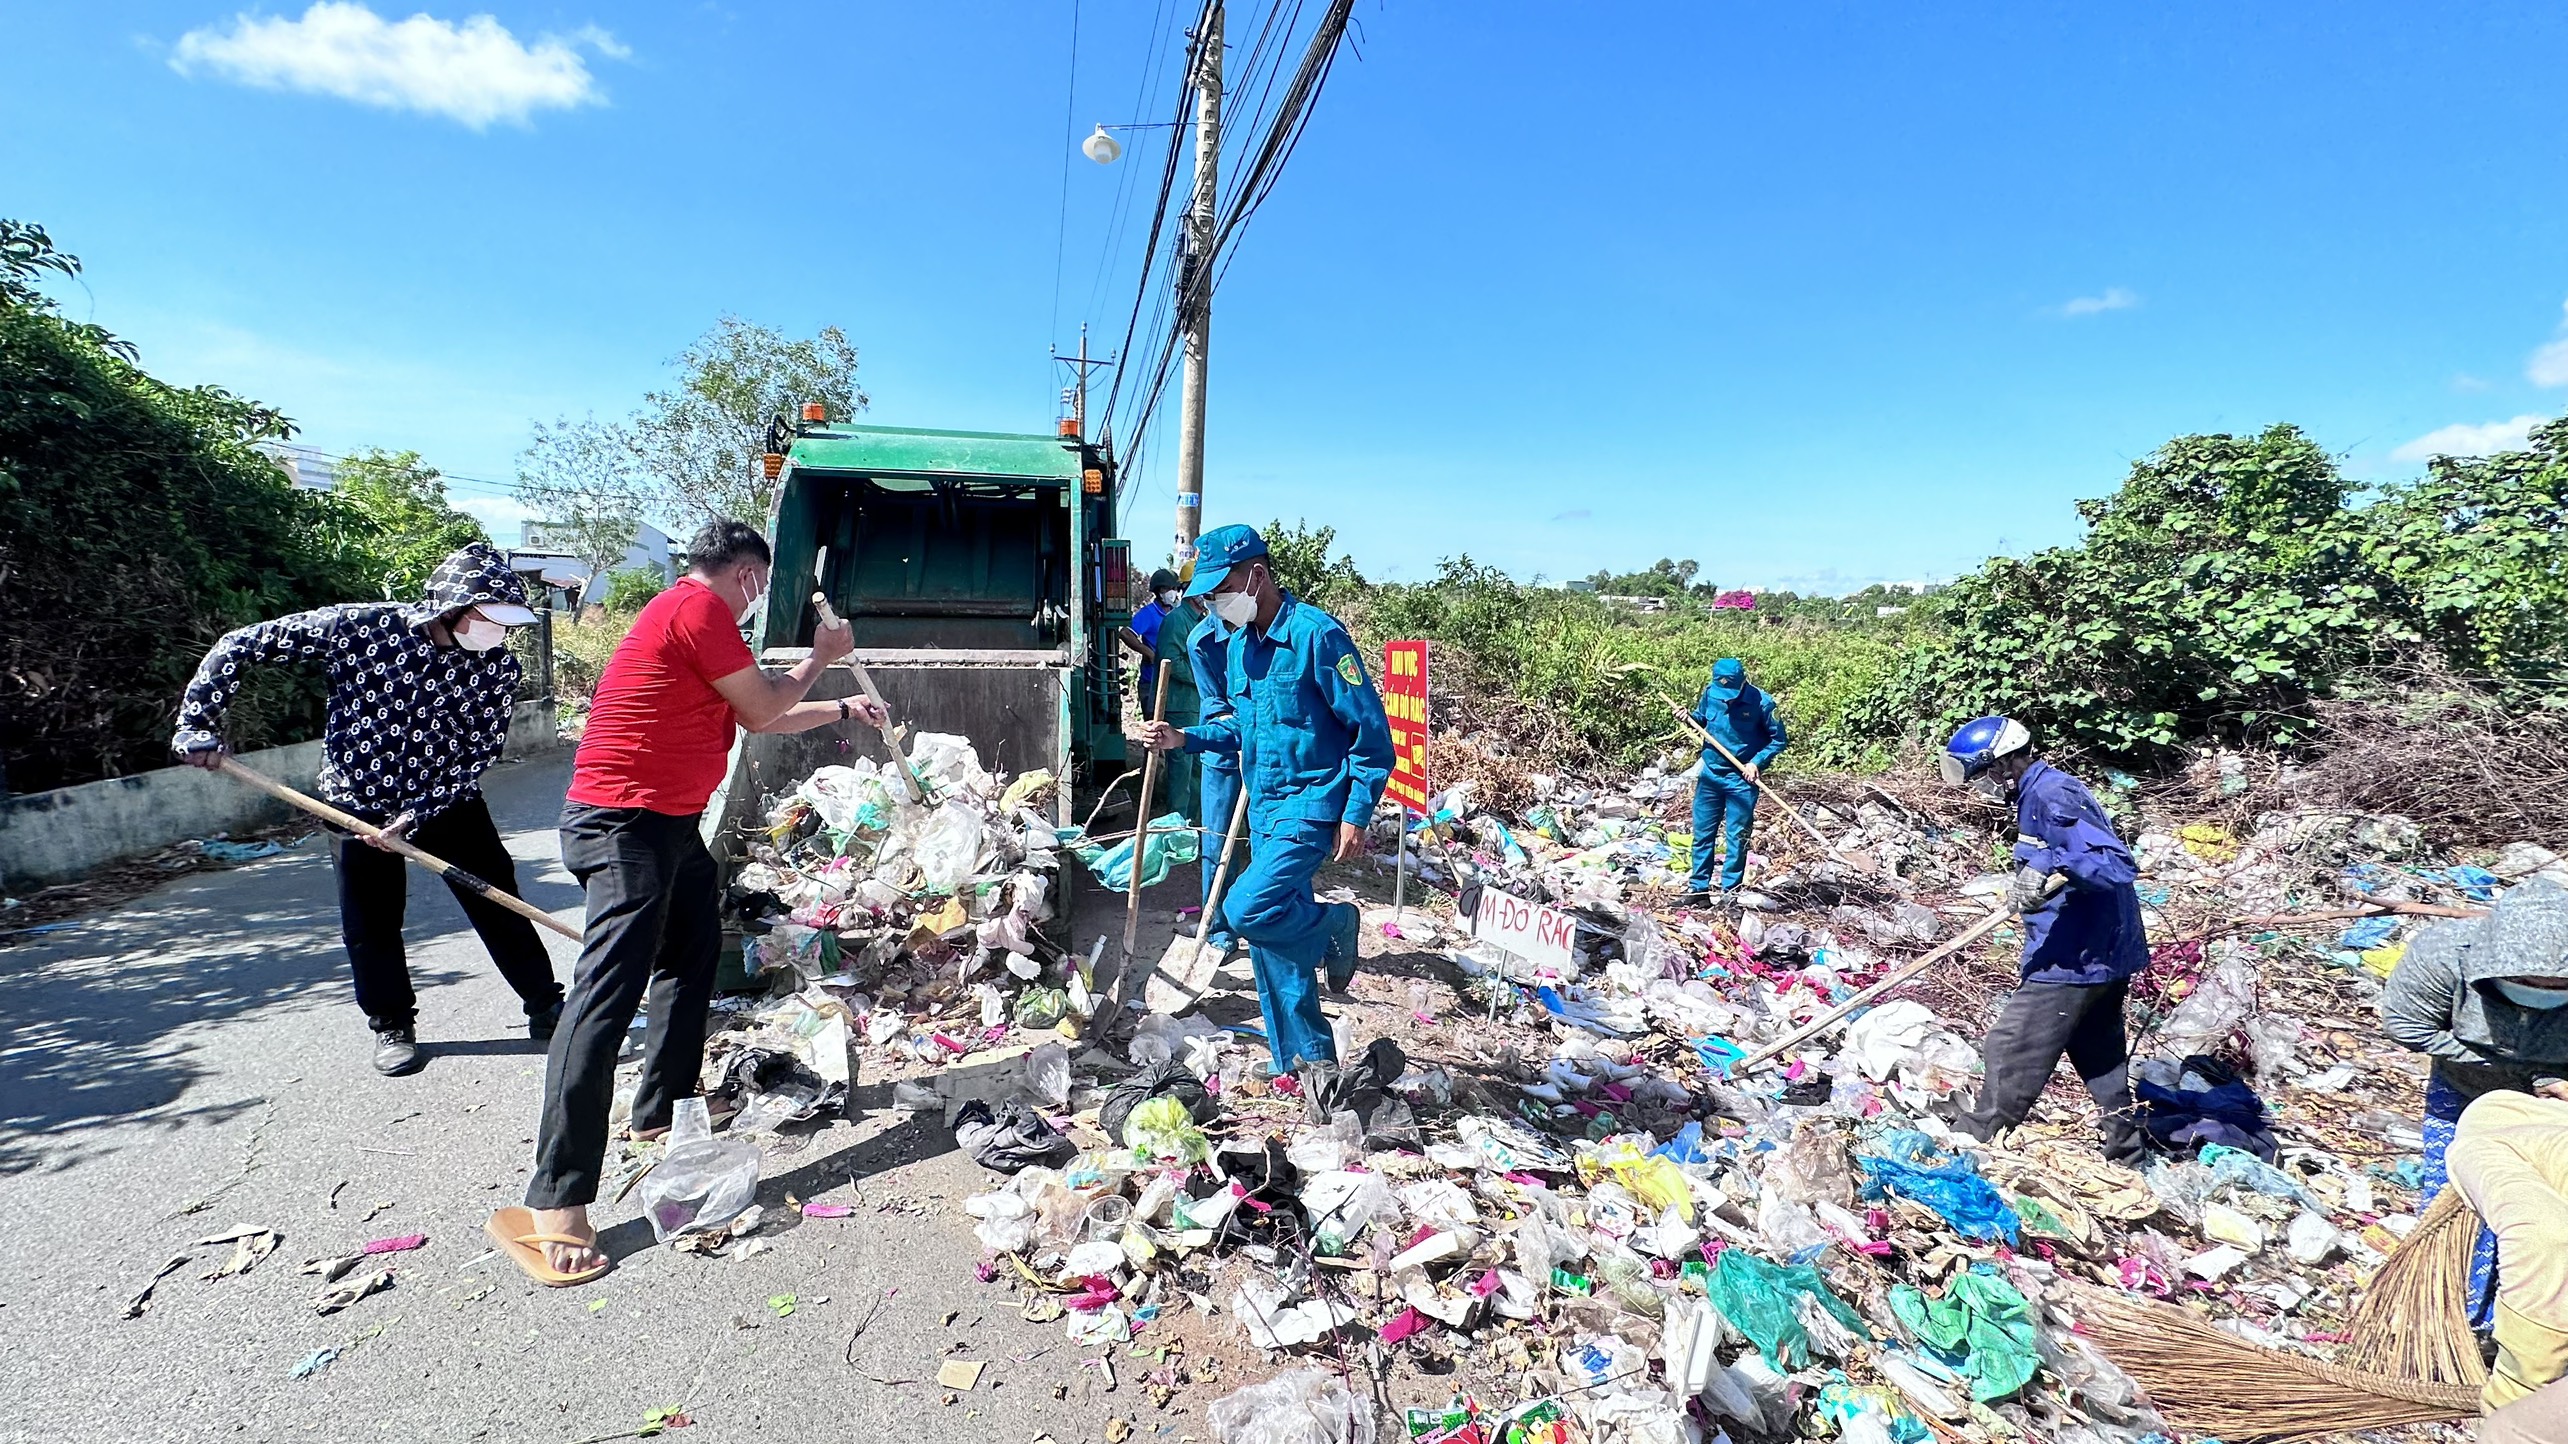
2530, 301, 2568, 387
2389, 414, 2547, 463
452, 491, 541, 537
2056, 287, 2139, 319
171, 3, 622, 129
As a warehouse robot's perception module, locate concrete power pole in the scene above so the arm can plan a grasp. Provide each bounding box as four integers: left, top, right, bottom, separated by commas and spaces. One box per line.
1171, 2, 1222, 568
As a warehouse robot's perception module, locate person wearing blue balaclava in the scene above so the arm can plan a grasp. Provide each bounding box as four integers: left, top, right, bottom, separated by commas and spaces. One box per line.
1142, 525, 1394, 1074
1685, 657, 1787, 903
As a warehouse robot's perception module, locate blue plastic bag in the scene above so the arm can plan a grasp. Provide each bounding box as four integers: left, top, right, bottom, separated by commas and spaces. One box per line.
1856, 1131, 2021, 1245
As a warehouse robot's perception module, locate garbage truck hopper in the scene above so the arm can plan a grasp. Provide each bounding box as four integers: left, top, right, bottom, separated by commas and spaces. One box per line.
701, 422, 1132, 866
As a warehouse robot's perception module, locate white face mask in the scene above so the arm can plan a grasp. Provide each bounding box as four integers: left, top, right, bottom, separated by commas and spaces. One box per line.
1158, 589, 1181, 608
1209, 590, 1257, 628
455, 617, 508, 651
2494, 980, 2568, 1011
737, 570, 770, 625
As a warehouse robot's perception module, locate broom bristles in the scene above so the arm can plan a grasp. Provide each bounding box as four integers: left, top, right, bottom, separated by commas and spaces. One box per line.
2339, 1184, 2489, 1388
2078, 1290, 2482, 1444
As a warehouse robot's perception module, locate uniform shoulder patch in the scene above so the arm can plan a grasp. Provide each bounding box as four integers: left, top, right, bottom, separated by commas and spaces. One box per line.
1335, 654, 1364, 688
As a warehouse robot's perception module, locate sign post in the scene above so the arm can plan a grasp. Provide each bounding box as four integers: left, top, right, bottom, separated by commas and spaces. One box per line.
1382, 641, 1431, 923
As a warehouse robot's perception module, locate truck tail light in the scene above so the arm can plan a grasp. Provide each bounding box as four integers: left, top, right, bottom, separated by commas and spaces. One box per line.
761, 452, 785, 479
801, 402, 826, 423
1082, 467, 1105, 494
1099, 539, 1131, 620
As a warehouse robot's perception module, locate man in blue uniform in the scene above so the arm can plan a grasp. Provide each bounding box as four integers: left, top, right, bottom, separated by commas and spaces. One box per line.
1117, 568, 1184, 705
1143, 526, 1393, 1073
1154, 591, 1242, 955
1687, 658, 1787, 903
1940, 715, 2150, 1162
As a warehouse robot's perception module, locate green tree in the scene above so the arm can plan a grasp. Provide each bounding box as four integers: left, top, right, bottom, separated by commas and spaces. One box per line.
635, 316, 867, 526
516, 415, 654, 582
602, 567, 667, 613
333, 448, 487, 597
1259, 518, 1368, 606
1, 220, 371, 790
2359, 417, 2568, 682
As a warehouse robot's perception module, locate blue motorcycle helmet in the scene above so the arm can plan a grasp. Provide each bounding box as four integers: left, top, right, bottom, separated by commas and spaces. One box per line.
1941, 716, 2033, 801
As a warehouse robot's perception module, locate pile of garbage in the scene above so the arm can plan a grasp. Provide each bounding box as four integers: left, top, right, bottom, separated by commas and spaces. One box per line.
911, 740, 2567, 1443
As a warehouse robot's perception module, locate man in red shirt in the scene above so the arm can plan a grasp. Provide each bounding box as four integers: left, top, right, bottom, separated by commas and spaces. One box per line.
498, 520, 878, 1284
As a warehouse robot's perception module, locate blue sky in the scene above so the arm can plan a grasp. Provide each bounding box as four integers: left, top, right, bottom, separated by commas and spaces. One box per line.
7, 2, 2566, 591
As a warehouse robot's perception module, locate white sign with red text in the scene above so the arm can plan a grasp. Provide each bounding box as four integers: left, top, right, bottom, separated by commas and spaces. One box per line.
1468, 888, 1578, 973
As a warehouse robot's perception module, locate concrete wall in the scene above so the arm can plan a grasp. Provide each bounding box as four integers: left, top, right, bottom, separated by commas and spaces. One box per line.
0, 699, 560, 892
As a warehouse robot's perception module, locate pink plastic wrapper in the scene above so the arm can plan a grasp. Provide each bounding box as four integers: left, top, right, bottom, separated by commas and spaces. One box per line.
361, 1234, 427, 1255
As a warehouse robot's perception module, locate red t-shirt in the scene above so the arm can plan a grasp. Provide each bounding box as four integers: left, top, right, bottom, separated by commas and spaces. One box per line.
567, 578, 757, 816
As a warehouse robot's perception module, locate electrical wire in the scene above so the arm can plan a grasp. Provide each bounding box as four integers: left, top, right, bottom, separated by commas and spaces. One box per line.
1047, 0, 1084, 360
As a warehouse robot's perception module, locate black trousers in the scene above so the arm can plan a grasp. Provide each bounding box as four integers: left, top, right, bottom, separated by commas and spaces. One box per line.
333, 793, 561, 1032
526, 804, 721, 1210
1958, 977, 2146, 1163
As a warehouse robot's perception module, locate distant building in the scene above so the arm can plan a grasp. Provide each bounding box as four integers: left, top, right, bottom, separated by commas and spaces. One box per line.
258, 442, 340, 492
509, 520, 674, 609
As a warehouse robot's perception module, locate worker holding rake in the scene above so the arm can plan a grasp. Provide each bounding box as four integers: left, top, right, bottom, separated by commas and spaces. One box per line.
1143, 525, 1392, 1074
1684, 657, 1786, 905
173, 541, 564, 1077
1938, 715, 2150, 1163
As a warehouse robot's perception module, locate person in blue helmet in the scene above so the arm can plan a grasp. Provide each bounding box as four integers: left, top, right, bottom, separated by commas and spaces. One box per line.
1142, 525, 1394, 1073
1686, 658, 1787, 904
1940, 715, 2150, 1162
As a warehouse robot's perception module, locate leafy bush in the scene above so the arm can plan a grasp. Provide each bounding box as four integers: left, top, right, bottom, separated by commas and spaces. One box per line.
333, 447, 488, 598
1839, 423, 2568, 765
0, 223, 373, 791
602, 567, 667, 613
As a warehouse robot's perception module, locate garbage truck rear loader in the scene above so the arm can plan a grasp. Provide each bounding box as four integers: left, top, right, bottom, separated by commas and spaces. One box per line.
701, 421, 1134, 870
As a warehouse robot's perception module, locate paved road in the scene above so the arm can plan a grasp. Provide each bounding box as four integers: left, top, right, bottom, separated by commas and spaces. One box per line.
0, 754, 1158, 1444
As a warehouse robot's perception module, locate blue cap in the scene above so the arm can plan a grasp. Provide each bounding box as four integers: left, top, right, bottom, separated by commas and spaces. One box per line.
1183, 524, 1268, 598
1709, 658, 1746, 696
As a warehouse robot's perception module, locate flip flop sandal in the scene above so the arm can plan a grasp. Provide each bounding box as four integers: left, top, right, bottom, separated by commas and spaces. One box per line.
484, 1207, 611, 1288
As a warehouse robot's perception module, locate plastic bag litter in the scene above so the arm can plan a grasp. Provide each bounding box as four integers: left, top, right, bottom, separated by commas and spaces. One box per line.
797, 762, 896, 835
1206, 1365, 1376, 1444
1664, 1296, 1760, 1421
1888, 1264, 2040, 1402
1301, 1170, 1396, 1252
1062, 813, 1202, 890
1700, 1247, 1867, 1370
1125, 1095, 1211, 1164
1576, 1137, 1695, 1221
906, 732, 992, 799
2154, 946, 2258, 1058
1232, 1283, 1360, 1351
1129, 1011, 1227, 1070
1843, 1000, 1942, 1082
1855, 1131, 2021, 1245
638, 1097, 761, 1242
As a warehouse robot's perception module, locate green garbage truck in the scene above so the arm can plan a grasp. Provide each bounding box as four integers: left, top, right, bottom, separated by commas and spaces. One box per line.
700, 417, 1138, 861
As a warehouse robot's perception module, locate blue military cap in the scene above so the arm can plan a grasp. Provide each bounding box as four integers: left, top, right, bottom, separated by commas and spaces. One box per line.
1183, 524, 1269, 598
1709, 657, 1747, 698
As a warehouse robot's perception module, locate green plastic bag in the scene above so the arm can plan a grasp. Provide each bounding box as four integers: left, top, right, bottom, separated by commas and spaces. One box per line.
1701, 1248, 1868, 1370
1888, 1264, 2040, 1401
1124, 1094, 1210, 1164
1059, 813, 1201, 890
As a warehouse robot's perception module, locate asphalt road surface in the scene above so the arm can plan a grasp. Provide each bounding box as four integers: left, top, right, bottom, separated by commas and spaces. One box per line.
0, 753, 1168, 1444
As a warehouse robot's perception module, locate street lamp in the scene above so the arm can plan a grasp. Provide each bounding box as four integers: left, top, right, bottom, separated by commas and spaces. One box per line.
1082, 125, 1123, 165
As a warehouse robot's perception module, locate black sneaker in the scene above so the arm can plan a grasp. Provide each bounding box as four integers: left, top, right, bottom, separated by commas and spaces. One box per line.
372, 1027, 423, 1076
528, 1000, 564, 1042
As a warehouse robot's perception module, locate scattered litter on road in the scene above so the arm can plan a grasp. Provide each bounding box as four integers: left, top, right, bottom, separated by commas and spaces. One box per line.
120, 1255, 191, 1319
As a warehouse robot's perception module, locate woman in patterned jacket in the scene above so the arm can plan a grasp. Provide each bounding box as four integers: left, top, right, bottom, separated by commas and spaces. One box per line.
173, 541, 565, 1076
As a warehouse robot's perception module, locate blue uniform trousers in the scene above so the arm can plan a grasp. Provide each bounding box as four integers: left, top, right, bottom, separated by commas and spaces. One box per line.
1222, 816, 1337, 1072
1200, 762, 1242, 949
2421, 1072, 2503, 1331
1690, 770, 1759, 892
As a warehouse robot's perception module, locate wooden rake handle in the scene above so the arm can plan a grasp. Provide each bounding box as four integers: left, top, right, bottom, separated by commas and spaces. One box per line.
215, 757, 582, 943
812, 591, 929, 805
1661, 690, 1867, 872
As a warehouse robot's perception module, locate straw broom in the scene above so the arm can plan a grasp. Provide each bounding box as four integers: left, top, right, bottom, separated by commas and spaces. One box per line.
2076, 1290, 2482, 1444
2338, 1183, 2490, 1388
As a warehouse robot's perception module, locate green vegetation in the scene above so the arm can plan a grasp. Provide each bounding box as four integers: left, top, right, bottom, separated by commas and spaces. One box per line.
1266, 420, 2565, 777
0, 221, 373, 790
332, 447, 487, 597
602, 566, 668, 613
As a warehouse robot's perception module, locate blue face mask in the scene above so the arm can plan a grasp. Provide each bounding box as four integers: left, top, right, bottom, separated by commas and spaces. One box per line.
2493, 980, 2568, 1011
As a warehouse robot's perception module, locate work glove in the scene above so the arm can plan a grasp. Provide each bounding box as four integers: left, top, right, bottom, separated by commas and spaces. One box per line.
2005, 864, 2056, 915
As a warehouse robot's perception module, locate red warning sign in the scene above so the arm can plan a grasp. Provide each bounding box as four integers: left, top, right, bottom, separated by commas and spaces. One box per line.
1382, 640, 1430, 815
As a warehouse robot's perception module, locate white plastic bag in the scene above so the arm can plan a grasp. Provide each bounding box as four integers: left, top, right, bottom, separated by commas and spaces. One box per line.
637, 1097, 761, 1242
1207, 1366, 1376, 1444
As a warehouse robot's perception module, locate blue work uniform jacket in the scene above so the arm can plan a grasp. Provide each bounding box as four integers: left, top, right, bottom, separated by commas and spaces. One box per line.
2011, 760, 2150, 985
1177, 608, 1239, 778
1131, 600, 1172, 701
1182, 590, 1393, 830
1690, 682, 1787, 775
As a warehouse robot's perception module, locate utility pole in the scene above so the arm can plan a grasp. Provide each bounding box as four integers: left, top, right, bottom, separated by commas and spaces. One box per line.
1171, 2, 1222, 568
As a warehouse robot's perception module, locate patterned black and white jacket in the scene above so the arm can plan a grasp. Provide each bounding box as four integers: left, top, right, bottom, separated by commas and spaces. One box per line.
173, 543, 533, 824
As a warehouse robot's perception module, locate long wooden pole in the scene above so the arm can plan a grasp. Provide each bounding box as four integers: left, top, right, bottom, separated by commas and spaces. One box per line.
1123, 666, 1175, 961
216, 758, 582, 942
1193, 783, 1252, 956
1730, 878, 2063, 1074
1661, 690, 1863, 871
812, 591, 928, 805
